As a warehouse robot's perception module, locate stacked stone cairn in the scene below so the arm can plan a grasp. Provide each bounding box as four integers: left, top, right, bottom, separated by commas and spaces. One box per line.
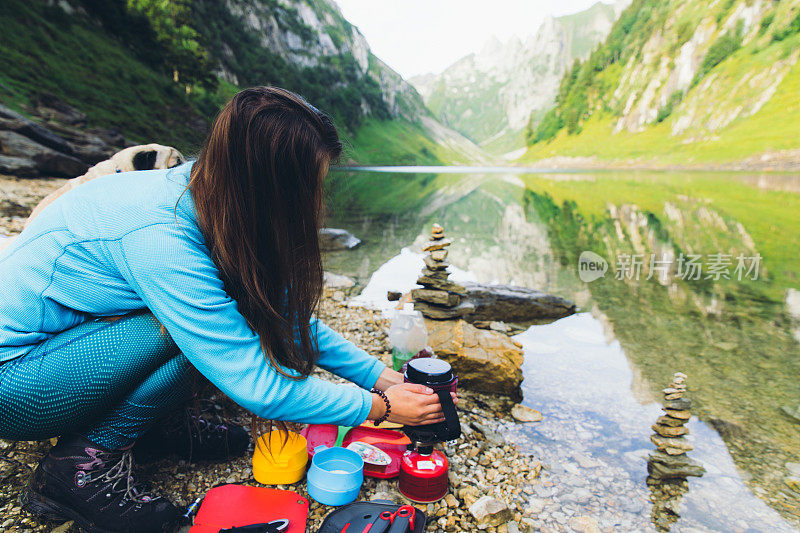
411, 224, 468, 319
647, 373, 705, 531
647, 372, 705, 480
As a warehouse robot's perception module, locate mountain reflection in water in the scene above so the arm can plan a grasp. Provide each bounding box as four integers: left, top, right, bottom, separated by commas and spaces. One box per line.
323, 168, 800, 531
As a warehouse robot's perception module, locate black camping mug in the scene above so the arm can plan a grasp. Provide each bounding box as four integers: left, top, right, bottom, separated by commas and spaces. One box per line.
402, 358, 461, 443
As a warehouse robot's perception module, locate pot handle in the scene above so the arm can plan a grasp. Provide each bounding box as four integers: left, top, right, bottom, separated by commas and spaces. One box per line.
434, 388, 461, 441
313, 444, 329, 454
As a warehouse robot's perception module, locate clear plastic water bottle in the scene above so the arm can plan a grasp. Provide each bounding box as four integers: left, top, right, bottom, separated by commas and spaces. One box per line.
388, 303, 428, 371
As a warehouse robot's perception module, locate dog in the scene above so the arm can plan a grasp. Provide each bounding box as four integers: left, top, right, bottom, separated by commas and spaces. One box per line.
0, 144, 183, 254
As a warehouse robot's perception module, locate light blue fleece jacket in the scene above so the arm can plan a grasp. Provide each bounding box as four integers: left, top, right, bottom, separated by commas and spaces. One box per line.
0, 163, 385, 426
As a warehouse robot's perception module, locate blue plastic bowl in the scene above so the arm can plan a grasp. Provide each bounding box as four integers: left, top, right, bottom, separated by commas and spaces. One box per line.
307, 445, 364, 505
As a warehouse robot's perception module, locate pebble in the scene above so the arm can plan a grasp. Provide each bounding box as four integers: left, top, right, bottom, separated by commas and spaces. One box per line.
511, 404, 543, 423
469, 496, 513, 527
569, 515, 600, 533
445, 493, 459, 508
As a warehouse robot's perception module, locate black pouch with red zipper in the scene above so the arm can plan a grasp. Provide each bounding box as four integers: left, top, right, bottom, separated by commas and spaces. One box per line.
316, 501, 427, 533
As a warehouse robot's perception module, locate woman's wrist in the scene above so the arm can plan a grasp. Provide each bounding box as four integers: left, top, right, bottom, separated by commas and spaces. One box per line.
367, 391, 388, 421
370, 388, 391, 425
372, 367, 403, 391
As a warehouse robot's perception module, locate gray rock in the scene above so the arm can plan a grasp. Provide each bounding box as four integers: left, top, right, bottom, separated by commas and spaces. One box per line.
662, 397, 692, 410
45, 122, 115, 164
0, 109, 74, 155
423, 255, 449, 270
323, 271, 356, 291
460, 282, 576, 324
565, 487, 591, 504
319, 228, 361, 251
411, 288, 461, 307
0, 154, 38, 177
413, 300, 474, 319
0, 130, 87, 177
647, 450, 705, 479
470, 422, 504, 446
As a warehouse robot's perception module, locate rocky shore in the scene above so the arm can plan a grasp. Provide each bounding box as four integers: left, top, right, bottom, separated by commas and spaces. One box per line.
0, 271, 550, 532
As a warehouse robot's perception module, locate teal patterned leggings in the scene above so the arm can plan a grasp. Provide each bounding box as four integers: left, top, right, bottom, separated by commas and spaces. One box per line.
0, 312, 195, 449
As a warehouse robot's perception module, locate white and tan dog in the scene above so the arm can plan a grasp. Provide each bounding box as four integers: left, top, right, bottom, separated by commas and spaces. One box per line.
0, 144, 183, 254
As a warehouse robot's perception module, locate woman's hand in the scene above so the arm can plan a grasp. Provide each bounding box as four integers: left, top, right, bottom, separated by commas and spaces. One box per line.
369, 383, 457, 426
372, 367, 404, 391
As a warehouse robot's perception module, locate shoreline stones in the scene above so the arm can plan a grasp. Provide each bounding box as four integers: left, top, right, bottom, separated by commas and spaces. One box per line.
647, 373, 705, 480
412, 224, 471, 319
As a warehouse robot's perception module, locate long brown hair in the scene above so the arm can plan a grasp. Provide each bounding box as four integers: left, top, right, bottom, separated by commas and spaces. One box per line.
190, 86, 342, 379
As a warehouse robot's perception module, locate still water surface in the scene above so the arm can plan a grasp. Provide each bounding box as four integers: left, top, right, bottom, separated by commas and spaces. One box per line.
323, 167, 800, 532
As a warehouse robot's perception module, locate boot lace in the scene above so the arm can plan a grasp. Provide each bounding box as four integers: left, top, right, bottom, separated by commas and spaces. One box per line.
84, 450, 159, 505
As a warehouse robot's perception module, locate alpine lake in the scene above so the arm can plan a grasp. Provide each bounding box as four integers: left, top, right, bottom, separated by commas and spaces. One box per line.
322, 166, 800, 532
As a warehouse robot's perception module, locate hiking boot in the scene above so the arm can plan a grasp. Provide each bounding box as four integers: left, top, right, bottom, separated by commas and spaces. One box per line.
134, 412, 250, 463
22, 434, 178, 533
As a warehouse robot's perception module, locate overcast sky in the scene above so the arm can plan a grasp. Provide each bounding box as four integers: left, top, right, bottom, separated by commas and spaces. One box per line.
334, 0, 608, 79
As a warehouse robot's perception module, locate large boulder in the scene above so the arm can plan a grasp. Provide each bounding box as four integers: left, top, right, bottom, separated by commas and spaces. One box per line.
319, 228, 361, 251
0, 104, 75, 155
0, 130, 87, 177
0, 101, 128, 178
461, 282, 576, 324
425, 318, 523, 400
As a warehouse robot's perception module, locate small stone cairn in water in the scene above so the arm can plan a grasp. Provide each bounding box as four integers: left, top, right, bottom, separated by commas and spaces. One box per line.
647, 373, 705, 531
647, 372, 705, 479
411, 224, 468, 319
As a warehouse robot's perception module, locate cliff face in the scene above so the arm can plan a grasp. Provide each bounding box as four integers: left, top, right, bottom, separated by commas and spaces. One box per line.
410, 1, 627, 154
524, 0, 800, 167
193, 0, 428, 124
0, 0, 484, 167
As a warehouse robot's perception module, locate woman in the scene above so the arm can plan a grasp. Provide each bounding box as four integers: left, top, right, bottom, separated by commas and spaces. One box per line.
0, 87, 451, 532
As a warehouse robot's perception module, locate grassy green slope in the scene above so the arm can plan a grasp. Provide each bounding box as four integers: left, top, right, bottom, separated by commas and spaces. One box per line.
523, 0, 800, 167
0, 0, 457, 164
0, 0, 231, 151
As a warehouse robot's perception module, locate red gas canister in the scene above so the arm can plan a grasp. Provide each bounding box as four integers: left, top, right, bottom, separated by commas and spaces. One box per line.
398, 448, 449, 503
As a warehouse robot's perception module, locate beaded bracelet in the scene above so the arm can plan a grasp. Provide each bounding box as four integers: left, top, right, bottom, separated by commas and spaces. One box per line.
371, 388, 391, 426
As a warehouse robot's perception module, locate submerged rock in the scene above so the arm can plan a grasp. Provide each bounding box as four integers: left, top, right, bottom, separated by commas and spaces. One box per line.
511, 404, 543, 422
569, 516, 600, 533
426, 318, 523, 400
318, 228, 361, 251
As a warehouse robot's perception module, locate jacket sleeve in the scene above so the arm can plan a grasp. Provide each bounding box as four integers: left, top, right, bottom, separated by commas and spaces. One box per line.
109, 223, 374, 427
310, 318, 386, 390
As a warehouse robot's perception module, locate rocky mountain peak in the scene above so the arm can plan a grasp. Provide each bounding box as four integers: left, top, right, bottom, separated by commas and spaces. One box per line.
410, 2, 622, 154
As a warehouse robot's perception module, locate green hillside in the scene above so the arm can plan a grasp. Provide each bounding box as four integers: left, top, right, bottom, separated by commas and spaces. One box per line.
523, 0, 800, 167
0, 0, 456, 163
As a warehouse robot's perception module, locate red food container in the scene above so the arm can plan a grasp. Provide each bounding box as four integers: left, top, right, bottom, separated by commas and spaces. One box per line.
398, 448, 449, 503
